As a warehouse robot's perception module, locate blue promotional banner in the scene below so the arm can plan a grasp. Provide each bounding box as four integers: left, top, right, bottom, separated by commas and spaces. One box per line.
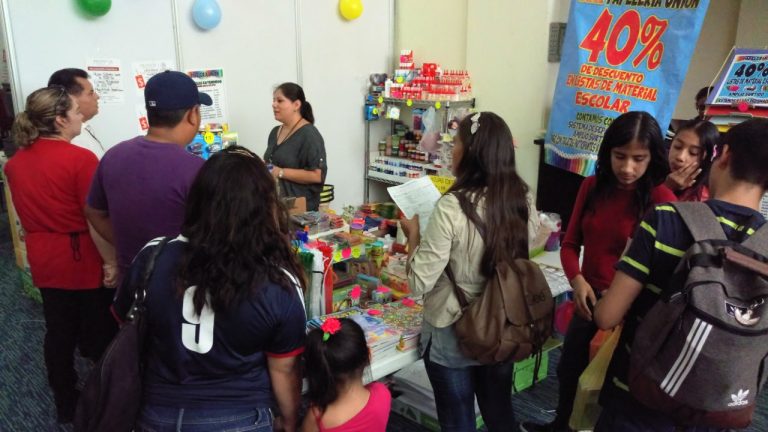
546, 0, 709, 176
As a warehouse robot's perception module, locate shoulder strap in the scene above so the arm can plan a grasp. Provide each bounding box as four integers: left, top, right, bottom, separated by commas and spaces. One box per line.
672, 202, 727, 242
131, 237, 171, 313
741, 220, 768, 257
444, 263, 469, 309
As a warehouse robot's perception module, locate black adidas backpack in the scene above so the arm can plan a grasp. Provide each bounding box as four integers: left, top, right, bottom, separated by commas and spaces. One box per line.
629, 202, 768, 429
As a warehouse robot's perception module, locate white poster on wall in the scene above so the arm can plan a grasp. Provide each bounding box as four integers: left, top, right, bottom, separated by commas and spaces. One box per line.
132, 60, 176, 94
186, 68, 227, 124
135, 104, 149, 135
86, 58, 125, 104
0, 49, 10, 84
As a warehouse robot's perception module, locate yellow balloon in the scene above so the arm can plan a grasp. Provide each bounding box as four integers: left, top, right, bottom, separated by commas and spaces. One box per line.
339, 0, 363, 21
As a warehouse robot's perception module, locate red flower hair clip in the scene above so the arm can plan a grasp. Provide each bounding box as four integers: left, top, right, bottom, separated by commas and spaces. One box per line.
321, 317, 342, 341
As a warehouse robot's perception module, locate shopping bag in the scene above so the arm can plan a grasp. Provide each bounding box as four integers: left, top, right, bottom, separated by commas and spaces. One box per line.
569, 325, 622, 431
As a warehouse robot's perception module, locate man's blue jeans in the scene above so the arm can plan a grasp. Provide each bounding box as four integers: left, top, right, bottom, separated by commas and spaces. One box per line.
135, 405, 273, 432
423, 344, 518, 432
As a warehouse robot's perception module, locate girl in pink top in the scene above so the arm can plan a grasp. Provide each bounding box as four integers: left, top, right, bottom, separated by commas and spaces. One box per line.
665, 119, 719, 202
302, 318, 391, 432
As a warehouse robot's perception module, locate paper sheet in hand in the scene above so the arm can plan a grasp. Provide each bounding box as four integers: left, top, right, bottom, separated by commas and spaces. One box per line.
387, 177, 441, 233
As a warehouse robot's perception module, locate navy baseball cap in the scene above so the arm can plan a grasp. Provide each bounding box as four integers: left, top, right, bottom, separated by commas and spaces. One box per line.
144, 70, 212, 110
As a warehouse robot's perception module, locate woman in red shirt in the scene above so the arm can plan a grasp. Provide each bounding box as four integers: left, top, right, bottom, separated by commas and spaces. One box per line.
522, 111, 676, 432
4, 86, 116, 423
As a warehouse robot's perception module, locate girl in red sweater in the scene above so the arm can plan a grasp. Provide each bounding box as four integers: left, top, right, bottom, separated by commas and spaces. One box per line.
522, 111, 676, 432
664, 119, 719, 202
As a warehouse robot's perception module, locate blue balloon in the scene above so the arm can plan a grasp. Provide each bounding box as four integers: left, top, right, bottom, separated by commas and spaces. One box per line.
192, 0, 221, 30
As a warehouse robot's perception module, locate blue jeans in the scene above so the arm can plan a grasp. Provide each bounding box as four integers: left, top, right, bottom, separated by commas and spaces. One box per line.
135, 405, 273, 432
423, 344, 517, 432
595, 406, 732, 432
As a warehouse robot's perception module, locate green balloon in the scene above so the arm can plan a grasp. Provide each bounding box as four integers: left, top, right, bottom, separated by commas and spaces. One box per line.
77, 0, 111, 17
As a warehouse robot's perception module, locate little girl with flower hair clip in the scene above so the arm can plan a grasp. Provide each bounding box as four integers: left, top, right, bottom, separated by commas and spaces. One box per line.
302, 317, 391, 432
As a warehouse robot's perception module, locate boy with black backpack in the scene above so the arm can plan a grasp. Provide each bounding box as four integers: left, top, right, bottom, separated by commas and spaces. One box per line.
594, 118, 768, 431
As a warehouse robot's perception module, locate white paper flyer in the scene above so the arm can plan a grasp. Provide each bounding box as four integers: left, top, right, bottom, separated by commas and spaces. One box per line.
86, 58, 124, 104
186, 68, 227, 124
135, 104, 149, 135
132, 60, 176, 93
387, 176, 442, 235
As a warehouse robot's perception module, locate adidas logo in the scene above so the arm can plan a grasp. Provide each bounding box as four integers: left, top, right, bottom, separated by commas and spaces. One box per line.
727, 389, 750, 407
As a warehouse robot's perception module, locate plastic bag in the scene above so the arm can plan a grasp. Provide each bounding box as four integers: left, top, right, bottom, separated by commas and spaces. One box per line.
569, 325, 622, 431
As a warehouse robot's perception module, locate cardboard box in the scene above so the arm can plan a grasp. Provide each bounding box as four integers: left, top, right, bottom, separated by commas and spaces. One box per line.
283, 196, 306, 215
391, 396, 485, 431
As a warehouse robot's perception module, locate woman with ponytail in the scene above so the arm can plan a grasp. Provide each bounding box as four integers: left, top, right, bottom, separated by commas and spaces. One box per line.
401, 112, 530, 431
264, 82, 327, 211
4, 86, 117, 423
302, 317, 391, 432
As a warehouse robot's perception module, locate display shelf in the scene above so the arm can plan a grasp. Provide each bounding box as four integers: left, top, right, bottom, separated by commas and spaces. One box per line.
376, 97, 475, 108
363, 95, 475, 202
307, 224, 350, 241
366, 171, 418, 186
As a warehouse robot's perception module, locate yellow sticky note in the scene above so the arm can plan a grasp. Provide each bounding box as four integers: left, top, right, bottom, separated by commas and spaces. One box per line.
203, 132, 215, 144
378, 96, 384, 104
406, 99, 413, 107
435, 102, 442, 110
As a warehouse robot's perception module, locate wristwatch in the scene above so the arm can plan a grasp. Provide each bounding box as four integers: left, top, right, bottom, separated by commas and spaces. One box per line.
278, 169, 285, 179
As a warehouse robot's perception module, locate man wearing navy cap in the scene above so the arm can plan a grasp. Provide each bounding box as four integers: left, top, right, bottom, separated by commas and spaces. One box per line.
85, 71, 212, 283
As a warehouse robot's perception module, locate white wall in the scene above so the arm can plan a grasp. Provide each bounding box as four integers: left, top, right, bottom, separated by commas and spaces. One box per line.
673, 0, 741, 119
176, 0, 298, 155
395, 0, 467, 70
3, 0, 178, 151
299, 0, 393, 208
3, 1, 393, 210
735, 0, 768, 48
466, 1, 552, 195
173, 0, 393, 209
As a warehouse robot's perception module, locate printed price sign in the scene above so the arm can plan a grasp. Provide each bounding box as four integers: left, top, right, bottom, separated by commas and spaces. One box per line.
708, 49, 768, 109
429, 175, 455, 194
545, 0, 709, 176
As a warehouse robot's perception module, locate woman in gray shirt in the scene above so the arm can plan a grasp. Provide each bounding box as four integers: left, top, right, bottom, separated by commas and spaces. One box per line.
402, 112, 530, 431
264, 82, 327, 211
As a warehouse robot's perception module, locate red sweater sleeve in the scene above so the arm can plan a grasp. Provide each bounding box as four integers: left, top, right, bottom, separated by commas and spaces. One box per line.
651, 183, 677, 205
560, 176, 595, 282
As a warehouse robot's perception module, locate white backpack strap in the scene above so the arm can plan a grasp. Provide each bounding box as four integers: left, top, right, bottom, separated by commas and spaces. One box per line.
672, 202, 727, 242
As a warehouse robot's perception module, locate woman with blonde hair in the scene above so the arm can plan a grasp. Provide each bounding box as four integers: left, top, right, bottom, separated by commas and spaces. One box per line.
4, 86, 116, 423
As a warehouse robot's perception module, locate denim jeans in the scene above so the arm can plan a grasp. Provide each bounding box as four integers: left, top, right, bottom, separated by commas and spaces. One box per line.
595, 406, 732, 432
423, 344, 517, 432
135, 405, 273, 432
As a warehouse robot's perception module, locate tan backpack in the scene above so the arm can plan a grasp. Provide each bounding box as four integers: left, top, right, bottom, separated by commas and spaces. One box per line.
446, 259, 554, 366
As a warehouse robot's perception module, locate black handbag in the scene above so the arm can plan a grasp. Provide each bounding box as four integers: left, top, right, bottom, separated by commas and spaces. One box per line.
73, 237, 170, 432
